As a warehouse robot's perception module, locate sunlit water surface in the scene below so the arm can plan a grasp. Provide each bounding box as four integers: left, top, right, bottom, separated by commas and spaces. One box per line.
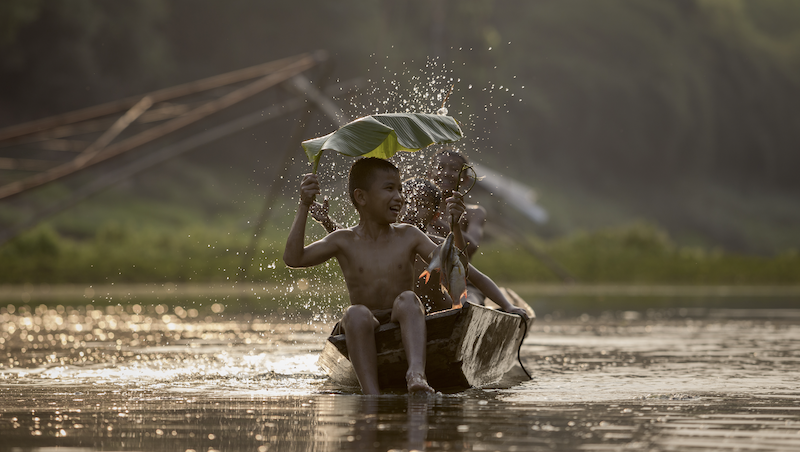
1, 305, 799, 451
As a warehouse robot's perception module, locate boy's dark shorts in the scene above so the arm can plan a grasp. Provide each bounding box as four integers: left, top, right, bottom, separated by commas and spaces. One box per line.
329, 308, 394, 336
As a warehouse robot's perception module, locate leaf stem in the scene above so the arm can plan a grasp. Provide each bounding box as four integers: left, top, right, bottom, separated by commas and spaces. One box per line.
312, 151, 323, 174
441, 84, 455, 109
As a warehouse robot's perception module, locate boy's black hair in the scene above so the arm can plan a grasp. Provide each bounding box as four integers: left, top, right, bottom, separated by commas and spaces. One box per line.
348, 157, 400, 209
432, 146, 470, 166
402, 177, 442, 208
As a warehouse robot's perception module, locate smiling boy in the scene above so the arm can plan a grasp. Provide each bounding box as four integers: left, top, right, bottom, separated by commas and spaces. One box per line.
309, 175, 529, 318
428, 148, 487, 259
283, 158, 438, 395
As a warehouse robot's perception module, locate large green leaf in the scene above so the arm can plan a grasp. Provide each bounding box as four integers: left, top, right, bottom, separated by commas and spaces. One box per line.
302, 113, 463, 171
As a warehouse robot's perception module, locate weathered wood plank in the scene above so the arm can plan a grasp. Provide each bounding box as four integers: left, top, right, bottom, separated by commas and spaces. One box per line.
454, 304, 525, 386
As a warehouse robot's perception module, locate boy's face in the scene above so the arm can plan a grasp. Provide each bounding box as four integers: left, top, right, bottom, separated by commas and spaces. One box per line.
360, 169, 404, 223
432, 154, 467, 194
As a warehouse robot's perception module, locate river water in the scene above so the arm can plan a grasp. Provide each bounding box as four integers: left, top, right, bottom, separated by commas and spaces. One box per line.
1, 303, 799, 451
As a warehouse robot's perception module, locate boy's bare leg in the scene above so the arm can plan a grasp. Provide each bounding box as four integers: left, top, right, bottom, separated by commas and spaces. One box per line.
341, 305, 381, 395
391, 291, 435, 395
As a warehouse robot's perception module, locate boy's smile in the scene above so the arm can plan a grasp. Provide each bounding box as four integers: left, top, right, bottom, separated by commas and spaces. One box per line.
363, 170, 404, 223
389, 202, 402, 218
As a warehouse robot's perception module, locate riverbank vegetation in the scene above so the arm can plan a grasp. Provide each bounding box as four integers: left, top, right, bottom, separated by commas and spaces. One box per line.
2, 215, 797, 286
475, 222, 800, 285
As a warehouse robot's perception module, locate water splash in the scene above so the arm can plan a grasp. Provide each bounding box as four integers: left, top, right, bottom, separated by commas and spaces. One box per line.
0, 306, 330, 397
267, 49, 526, 314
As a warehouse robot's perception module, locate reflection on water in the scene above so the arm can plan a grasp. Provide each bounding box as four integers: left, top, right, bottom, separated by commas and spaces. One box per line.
1, 304, 799, 451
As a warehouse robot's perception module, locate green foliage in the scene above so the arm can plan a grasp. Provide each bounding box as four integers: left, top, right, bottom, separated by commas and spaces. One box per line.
1, 219, 796, 286
473, 222, 800, 285
303, 113, 464, 170
0, 220, 342, 285
0, 225, 61, 282
3, 225, 60, 257
95, 221, 129, 245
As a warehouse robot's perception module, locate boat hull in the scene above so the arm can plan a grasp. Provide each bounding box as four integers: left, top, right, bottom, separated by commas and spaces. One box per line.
317, 299, 534, 392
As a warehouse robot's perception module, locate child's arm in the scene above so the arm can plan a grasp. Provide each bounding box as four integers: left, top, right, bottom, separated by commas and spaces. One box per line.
310, 198, 341, 233
283, 174, 340, 268
461, 205, 486, 258
413, 225, 441, 265
466, 264, 529, 320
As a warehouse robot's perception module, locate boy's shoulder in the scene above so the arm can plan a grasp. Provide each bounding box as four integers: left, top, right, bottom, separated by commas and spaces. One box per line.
332, 223, 425, 240
327, 226, 358, 240
325, 223, 419, 238
392, 222, 428, 237
392, 222, 418, 231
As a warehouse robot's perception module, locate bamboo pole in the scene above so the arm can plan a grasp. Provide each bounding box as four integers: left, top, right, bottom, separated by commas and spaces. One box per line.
0, 100, 306, 246
0, 79, 361, 247
0, 158, 54, 172
0, 55, 318, 200
74, 95, 154, 165
0, 53, 321, 142
0, 103, 194, 150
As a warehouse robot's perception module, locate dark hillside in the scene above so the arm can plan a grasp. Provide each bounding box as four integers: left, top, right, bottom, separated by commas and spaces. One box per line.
2, 0, 799, 254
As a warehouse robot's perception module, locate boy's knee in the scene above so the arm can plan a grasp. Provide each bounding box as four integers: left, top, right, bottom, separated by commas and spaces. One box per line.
393, 291, 425, 317
342, 305, 378, 331
395, 290, 420, 305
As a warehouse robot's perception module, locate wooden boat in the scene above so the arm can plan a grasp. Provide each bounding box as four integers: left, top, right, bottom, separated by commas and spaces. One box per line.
317, 288, 535, 392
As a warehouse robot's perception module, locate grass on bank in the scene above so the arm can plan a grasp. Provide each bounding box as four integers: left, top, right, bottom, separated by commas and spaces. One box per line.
475, 221, 800, 285
0, 221, 338, 285
2, 220, 798, 286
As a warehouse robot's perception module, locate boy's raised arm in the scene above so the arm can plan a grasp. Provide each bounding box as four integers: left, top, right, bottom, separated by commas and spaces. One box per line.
461, 205, 486, 258
283, 174, 339, 268
413, 226, 440, 264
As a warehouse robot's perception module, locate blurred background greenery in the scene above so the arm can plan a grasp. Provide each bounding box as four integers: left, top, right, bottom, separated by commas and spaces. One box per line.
1, 0, 799, 286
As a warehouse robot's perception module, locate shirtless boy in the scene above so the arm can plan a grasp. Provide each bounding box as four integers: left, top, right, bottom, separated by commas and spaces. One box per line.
428, 148, 499, 307
308, 175, 528, 317
399, 178, 530, 318
283, 158, 438, 395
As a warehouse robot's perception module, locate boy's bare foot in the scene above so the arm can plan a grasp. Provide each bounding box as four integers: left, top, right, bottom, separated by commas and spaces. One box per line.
406, 370, 435, 396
